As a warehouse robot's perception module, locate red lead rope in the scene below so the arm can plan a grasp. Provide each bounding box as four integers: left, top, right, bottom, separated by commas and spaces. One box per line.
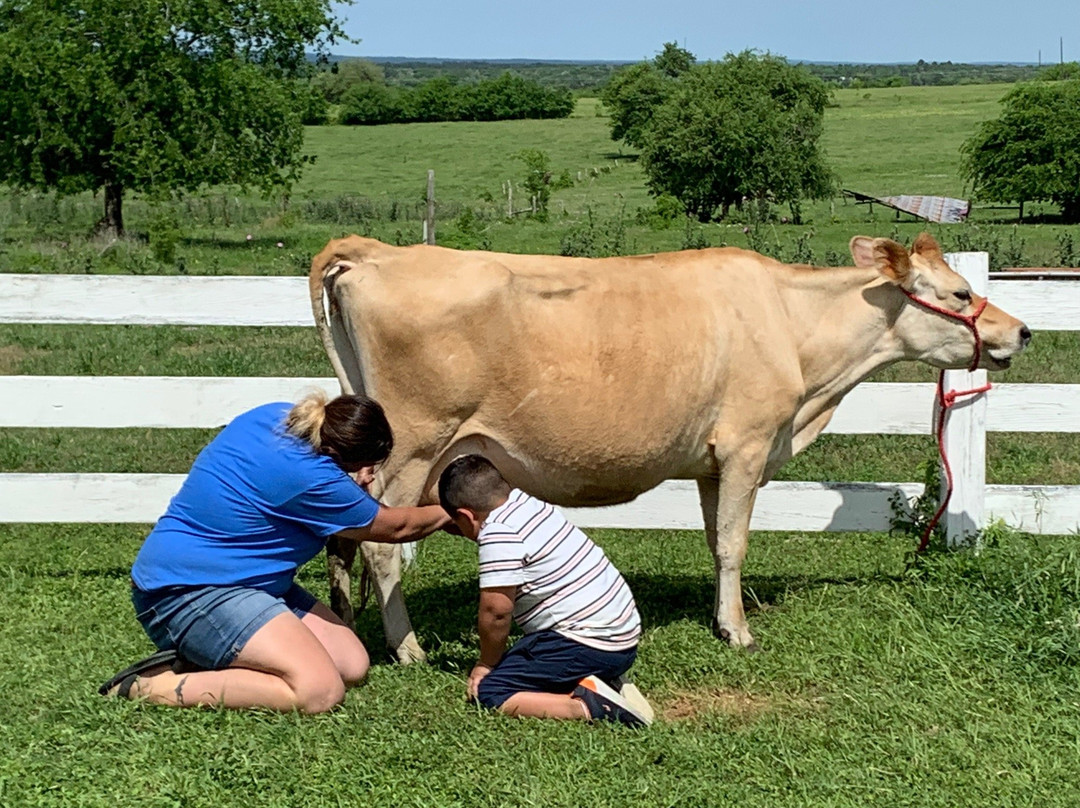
898, 290, 992, 552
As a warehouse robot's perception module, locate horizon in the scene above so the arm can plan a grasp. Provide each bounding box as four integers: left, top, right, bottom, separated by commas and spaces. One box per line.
342, 54, 1051, 68
332, 0, 1078, 65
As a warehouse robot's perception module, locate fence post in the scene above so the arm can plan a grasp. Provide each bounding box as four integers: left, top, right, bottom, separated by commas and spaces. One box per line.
941, 251, 990, 547
424, 170, 436, 245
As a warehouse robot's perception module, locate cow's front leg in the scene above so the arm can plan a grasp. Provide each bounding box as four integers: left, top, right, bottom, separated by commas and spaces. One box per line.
697, 446, 767, 651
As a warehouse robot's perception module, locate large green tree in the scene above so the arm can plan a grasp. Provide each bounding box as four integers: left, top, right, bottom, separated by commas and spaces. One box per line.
635, 51, 834, 222
961, 78, 1080, 223
0, 0, 345, 235
600, 42, 693, 150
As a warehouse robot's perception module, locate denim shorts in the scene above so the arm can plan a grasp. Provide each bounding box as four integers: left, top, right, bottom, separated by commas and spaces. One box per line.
476, 630, 637, 709
131, 582, 318, 670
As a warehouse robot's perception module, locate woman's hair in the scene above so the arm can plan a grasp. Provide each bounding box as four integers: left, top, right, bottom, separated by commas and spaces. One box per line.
286, 390, 394, 468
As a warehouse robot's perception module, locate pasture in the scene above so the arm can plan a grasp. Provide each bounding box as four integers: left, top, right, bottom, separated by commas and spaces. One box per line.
2, 82, 1080, 806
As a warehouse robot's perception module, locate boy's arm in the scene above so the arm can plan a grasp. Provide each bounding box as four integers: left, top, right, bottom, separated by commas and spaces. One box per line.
468, 585, 516, 699
477, 586, 516, 667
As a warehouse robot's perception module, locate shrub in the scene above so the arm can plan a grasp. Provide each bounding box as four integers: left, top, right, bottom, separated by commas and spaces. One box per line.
559, 206, 628, 257
147, 207, 182, 265
635, 194, 685, 229
339, 83, 407, 125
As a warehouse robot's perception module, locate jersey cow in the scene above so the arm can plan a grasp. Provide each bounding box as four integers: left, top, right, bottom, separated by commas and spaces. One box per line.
309, 233, 1029, 662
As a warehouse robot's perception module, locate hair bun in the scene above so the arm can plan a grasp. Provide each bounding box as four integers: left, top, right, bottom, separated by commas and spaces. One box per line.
285, 390, 330, 449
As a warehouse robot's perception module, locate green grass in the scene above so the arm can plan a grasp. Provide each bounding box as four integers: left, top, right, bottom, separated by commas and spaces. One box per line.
3, 525, 1080, 806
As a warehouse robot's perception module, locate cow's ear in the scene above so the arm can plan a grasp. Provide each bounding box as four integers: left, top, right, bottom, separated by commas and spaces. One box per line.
912, 231, 944, 262
850, 236, 912, 286
849, 236, 877, 268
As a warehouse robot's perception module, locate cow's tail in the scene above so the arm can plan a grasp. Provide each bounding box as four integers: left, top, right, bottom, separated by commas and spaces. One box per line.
309, 254, 359, 396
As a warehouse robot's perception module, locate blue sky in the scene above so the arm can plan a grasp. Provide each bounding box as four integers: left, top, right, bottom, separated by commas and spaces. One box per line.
334, 0, 1078, 64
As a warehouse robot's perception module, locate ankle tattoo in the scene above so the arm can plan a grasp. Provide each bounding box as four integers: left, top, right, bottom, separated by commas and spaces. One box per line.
174, 675, 189, 706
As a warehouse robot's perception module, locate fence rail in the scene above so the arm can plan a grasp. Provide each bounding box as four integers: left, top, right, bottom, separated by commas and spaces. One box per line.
2, 256, 1079, 537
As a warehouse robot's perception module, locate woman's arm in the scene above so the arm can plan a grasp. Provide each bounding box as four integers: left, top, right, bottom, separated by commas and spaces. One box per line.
335, 504, 452, 544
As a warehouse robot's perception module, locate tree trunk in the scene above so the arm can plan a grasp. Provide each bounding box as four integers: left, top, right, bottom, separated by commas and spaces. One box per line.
100, 181, 124, 237
1061, 197, 1080, 225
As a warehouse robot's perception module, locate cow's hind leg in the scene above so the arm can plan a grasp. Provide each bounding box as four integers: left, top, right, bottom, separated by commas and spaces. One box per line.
697, 445, 767, 651
326, 535, 359, 627
360, 457, 446, 665
359, 541, 425, 664
326, 536, 422, 664
324, 459, 432, 665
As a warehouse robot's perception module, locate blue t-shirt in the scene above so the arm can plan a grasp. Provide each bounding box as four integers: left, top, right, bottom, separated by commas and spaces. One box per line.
131, 402, 379, 597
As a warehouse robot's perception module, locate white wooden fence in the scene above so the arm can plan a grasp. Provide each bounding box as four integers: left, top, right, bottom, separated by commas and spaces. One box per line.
3, 254, 1080, 539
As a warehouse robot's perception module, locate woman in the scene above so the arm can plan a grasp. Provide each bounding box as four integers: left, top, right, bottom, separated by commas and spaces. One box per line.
99, 391, 451, 713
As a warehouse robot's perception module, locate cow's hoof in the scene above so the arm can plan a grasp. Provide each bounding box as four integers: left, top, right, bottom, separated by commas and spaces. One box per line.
713, 619, 759, 651
393, 635, 427, 665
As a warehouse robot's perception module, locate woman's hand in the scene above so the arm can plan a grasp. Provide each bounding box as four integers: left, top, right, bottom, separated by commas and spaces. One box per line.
352, 466, 376, 491
467, 663, 492, 702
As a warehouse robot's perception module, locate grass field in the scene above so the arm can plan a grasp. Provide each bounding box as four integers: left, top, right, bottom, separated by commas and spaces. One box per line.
2, 86, 1079, 273
3, 526, 1080, 806
2, 83, 1080, 806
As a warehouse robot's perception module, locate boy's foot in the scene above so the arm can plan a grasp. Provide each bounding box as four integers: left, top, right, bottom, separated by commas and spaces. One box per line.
572, 675, 653, 728
615, 678, 655, 724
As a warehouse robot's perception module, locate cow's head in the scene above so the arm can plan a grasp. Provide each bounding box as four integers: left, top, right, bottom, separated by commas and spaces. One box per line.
851, 232, 1031, 370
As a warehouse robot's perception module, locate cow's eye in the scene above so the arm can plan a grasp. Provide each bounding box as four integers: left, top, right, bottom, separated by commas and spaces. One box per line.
954, 289, 972, 302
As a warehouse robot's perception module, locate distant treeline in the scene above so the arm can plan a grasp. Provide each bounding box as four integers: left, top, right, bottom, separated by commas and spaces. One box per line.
322, 57, 1066, 94
375, 59, 623, 91
804, 60, 1050, 88
308, 67, 574, 124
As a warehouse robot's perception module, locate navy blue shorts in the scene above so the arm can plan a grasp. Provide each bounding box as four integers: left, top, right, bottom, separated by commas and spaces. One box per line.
476, 630, 637, 709
131, 583, 317, 670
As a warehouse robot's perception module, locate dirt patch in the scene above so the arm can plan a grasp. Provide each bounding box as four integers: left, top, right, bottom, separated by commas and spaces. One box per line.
658, 687, 818, 724
0, 344, 41, 374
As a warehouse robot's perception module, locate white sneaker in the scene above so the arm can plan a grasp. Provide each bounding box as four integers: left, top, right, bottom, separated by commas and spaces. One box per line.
574, 675, 654, 727
617, 681, 655, 724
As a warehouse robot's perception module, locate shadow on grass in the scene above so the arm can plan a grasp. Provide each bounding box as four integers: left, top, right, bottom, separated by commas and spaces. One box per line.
179, 236, 288, 250
28, 566, 131, 580
368, 568, 904, 671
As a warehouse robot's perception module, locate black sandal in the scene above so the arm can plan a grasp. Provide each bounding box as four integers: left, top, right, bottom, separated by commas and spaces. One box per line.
98, 649, 179, 697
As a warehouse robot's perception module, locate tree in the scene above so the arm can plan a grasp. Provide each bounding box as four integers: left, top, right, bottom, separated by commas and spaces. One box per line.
600, 42, 693, 150
638, 52, 834, 221
0, 0, 345, 236
1036, 62, 1080, 81
961, 79, 1080, 223
653, 42, 696, 78
315, 59, 386, 105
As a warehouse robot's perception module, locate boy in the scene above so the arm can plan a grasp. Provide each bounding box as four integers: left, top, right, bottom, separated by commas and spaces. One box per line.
438, 454, 653, 727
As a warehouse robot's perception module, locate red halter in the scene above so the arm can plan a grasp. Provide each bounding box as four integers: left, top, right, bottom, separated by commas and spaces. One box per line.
899, 288, 992, 552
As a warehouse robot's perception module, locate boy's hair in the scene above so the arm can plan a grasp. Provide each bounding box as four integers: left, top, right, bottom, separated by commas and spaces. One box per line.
439, 455, 512, 516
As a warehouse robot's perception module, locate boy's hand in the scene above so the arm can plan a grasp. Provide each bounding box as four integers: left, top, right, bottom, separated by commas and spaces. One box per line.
467, 663, 492, 701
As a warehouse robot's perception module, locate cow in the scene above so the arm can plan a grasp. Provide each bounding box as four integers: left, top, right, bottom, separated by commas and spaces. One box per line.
308, 232, 1030, 663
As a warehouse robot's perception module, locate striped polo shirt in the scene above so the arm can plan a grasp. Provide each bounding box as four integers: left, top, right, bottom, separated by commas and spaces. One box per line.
477, 489, 641, 652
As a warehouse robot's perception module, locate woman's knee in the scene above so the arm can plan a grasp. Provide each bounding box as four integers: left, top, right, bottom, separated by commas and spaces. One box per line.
292, 669, 347, 714
338, 640, 369, 688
